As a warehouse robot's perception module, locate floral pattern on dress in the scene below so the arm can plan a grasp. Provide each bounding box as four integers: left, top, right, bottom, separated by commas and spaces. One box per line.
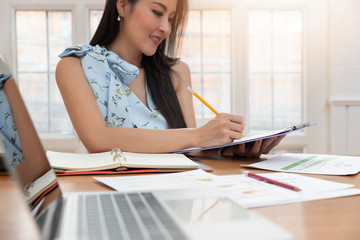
59, 44, 169, 130
150, 111, 159, 119
115, 86, 132, 97
0, 73, 25, 169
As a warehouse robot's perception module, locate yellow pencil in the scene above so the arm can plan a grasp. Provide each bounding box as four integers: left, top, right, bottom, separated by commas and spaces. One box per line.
187, 87, 219, 115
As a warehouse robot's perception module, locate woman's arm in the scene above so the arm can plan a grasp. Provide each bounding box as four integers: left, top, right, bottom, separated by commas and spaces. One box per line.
56, 57, 244, 153
171, 60, 196, 128
4, 78, 51, 186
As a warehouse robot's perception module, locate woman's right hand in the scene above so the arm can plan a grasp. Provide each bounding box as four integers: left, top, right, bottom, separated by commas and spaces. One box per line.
195, 113, 245, 147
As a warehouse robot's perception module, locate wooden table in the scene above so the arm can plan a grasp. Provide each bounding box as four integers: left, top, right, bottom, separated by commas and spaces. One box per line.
1, 153, 360, 240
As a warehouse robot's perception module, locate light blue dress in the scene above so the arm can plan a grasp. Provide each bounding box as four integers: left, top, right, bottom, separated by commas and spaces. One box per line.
0, 74, 24, 169
59, 44, 169, 129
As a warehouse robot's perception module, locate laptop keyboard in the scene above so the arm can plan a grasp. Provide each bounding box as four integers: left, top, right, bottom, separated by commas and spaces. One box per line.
76, 192, 188, 240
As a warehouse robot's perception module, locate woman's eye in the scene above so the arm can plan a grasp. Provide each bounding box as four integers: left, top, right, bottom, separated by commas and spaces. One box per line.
152, 10, 163, 16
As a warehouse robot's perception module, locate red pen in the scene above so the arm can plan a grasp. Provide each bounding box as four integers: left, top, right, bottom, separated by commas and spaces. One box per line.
243, 171, 301, 192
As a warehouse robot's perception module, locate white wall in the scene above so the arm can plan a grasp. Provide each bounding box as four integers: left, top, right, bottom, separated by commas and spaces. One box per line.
329, 0, 360, 100
329, 0, 360, 155
0, 0, 13, 70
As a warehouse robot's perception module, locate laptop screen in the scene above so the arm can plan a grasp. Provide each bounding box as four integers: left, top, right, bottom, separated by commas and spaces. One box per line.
0, 61, 59, 211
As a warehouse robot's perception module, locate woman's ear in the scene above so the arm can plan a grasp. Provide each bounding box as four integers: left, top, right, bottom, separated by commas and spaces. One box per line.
116, 0, 130, 17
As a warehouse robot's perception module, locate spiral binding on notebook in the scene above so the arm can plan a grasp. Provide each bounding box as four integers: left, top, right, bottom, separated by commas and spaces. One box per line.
24, 182, 35, 198
111, 148, 126, 166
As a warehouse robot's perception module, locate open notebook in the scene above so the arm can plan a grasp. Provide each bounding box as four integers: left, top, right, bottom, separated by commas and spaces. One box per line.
46, 149, 213, 175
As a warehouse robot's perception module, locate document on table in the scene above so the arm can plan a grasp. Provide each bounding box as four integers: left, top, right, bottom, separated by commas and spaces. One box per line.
94, 169, 360, 208
246, 153, 360, 175
199, 172, 360, 208
94, 169, 217, 192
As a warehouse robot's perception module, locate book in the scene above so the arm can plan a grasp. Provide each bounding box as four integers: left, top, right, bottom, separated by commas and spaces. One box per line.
24, 169, 58, 205
46, 149, 203, 175
175, 122, 315, 153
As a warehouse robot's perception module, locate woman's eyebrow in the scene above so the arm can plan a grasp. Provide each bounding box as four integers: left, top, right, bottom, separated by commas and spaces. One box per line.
152, 2, 167, 11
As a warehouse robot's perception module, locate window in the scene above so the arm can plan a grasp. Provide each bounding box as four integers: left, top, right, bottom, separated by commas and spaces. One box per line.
89, 10, 103, 38
15, 10, 72, 134
180, 10, 231, 119
248, 10, 303, 131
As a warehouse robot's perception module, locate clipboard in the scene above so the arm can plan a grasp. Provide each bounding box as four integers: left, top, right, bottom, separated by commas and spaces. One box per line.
175, 122, 316, 154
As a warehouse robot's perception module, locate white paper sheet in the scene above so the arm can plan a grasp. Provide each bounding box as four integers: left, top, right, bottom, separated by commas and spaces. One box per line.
246, 153, 360, 175
199, 172, 360, 208
94, 169, 218, 192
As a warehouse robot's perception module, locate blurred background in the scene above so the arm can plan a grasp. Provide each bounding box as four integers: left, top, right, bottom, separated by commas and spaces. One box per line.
0, 0, 359, 155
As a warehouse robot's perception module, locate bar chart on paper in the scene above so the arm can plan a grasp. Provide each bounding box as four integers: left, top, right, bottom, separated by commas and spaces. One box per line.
246, 153, 360, 175
200, 172, 360, 208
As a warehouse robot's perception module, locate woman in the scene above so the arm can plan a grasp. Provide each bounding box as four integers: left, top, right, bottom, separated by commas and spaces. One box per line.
56, 0, 283, 156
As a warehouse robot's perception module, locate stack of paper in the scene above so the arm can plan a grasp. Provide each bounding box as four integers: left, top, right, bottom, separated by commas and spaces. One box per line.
95, 169, 360, 208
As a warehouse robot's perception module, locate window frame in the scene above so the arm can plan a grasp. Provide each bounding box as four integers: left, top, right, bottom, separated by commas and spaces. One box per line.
238, 4, 307, 151
9, 3, 80, 151
233, 0, 328, 153
247, 9, 304, 131
181, 9, 233, 121
188, 1, 234, 127
240, 5, 308, 151
15, 9, 73, 134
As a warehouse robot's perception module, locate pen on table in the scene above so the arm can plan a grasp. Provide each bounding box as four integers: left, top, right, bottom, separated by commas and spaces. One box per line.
186, 87, 219, 115
243, 171, 301, 192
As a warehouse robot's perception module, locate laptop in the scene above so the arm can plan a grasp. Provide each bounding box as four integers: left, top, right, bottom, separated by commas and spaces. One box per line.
0, 62, 293, 240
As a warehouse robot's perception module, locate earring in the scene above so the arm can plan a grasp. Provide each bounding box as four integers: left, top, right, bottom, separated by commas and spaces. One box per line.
117, 15, 121, 22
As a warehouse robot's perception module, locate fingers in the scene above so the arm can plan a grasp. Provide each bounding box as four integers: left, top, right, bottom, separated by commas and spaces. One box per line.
259, 138, 275, 154
248, 140, 262, 157
238, 143, 246, 154
217, 113, 244, 124
233, 135, 286, 158
198, 113, 245, 147
228, 122, 245, 138
216, 113, 245, 139
261, 135, 286, 154
237, 141, 261, 158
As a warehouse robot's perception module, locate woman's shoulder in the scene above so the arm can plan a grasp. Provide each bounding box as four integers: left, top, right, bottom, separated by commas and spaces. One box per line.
56, 56, 81, 71
57, 44, 109, 75
58, 44, 108, 59
172, 60, 190, 73
0, 73, 12, 90
55, 55, 83, 85
58, 44, 93, 59
171, 60, 191, 91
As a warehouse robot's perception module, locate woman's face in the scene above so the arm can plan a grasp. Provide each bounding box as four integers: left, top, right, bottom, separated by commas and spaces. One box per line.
122, 0, 177, 56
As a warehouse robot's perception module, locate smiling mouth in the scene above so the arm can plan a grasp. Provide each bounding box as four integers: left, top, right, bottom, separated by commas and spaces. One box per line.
150, 35, 160, 45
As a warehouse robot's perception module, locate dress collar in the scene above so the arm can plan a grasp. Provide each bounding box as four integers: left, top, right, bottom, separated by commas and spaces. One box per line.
99, 45, 139, 85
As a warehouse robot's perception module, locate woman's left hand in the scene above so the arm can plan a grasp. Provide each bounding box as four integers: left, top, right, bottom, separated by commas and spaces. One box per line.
231, 135, 286, 158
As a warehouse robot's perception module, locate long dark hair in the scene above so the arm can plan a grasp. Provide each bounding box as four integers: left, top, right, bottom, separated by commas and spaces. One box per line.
90, 0, 189, 128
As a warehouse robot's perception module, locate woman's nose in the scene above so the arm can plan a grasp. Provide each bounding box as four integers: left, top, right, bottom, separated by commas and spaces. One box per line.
159, 18, 171, 35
